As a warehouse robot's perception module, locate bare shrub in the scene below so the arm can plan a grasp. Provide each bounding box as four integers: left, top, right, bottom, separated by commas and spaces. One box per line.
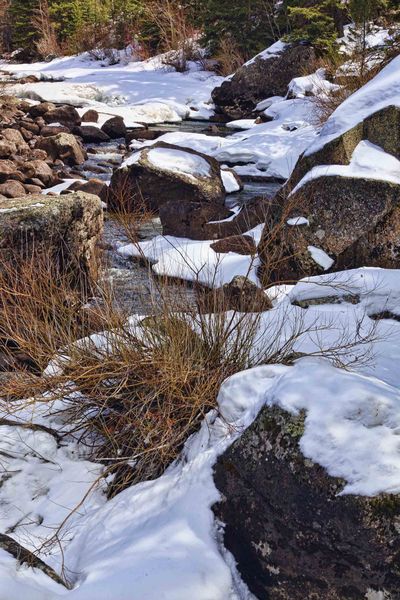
144, 0, 199, 72
215, 35, 246, 76
32, 0, 60, 58
309, 52, 385, 127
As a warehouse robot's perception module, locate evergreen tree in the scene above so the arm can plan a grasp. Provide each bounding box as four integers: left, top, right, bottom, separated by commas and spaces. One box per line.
198, 0, 280, 59
9, 0, 38, 48
283, 0, 346, 53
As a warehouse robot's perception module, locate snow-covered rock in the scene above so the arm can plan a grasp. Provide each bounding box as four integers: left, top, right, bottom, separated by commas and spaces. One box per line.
109, 142, 225, 213
211, 42, 316, 119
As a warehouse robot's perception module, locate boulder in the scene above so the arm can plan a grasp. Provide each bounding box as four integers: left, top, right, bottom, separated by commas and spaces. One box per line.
40, 125, 71, 137
212, 43, 316, 119
161, 195, 271, 241
0, 139, 16, 158
258, 105, 400, 284
37, 133, 87, 165
0, 180, 27, 198
66, 178, 108, 202
213, 405, 400, 599
21, 160, 57, 186
0, 193, 103, 287
200, 275, 272, 313
258, 176, 400, 283
109, 142, 225, 212
0, 159, 18, 182
81, 109, 99, 123
1, 129, 29, 154
288, 106, 400, 192
28, 102, 57, 119
73, 125, 110, 144
43, 105, 81, 127
101, 116, 127, 139
211, 234, 257, 256
160, 201, 232, 239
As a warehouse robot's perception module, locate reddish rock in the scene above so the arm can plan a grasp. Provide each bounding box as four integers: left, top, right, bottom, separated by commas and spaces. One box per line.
0, 180, 27, 198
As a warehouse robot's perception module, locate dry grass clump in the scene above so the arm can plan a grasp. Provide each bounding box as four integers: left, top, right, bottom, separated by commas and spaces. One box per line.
0, 232, 298, 499
215, 36, 246, 76
309, 49, 391, 127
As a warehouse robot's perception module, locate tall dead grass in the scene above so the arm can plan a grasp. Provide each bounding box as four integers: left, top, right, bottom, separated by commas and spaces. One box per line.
0, 197, 378, 502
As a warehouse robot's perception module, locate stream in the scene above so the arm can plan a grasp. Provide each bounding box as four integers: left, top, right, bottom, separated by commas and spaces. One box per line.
79, 122, 281, 315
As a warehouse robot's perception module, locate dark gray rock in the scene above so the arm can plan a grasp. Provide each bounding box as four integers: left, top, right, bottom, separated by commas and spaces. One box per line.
213, 405, 400, 600
212, 43, 316, 119
109, 142, 225, 212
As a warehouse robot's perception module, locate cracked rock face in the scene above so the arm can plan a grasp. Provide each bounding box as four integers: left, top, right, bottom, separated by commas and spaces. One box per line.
213, 406, 400, 600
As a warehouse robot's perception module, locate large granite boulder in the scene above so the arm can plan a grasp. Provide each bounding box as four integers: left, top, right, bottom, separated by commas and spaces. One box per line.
258, 105, 400, 284
108, 142, 225, 212
288, 105, 400, 190
213, 405, 400, 599
0, 192, 103, 287
212, 42, 316, 119
258, 175, 400, 283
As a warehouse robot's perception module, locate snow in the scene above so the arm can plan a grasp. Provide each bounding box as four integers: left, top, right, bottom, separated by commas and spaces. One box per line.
1, 52, 223, 125
255, 96, 284, 111
211, 98, 317, 180
307, 53, 400, 156
267, 358, 400, 495
118, 225, 265, 288
244, 40, 287, 66
287, 68, 340, 99
308, 245, 335, 271
129, 99, 317, 182
221, 169, 240, 193
3, 263, 400, 596
287, 216, 309, 226
226, 119, 257, 130
147, 147, 212, 179
288, 267, 400, 317
293, 140, 400, 192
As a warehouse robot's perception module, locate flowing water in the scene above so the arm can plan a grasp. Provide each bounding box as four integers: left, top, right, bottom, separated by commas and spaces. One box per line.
80, 123, 281, 315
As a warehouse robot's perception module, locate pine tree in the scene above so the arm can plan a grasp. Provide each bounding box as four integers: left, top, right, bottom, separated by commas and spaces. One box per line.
283, 0, 346, 54
197, 0, 280, 59
9, 0, 38, 48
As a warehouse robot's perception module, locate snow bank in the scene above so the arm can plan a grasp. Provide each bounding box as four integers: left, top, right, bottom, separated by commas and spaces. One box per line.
118, 225, 265, 288
1, 53, 223, 124
293, 140, 400, 192
307, 53, 400, 156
